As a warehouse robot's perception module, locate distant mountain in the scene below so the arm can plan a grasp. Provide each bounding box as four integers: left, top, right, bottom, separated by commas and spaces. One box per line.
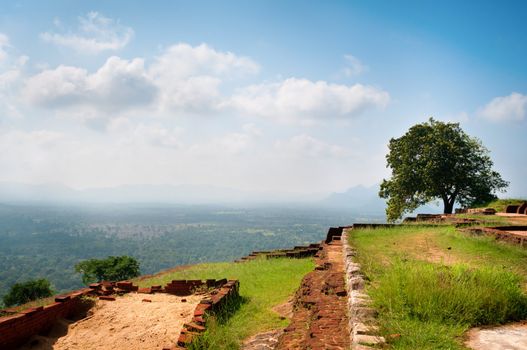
0, 182, 79, 203
321, 185, 443, 216
0, 182, 444, 213
0, 182, 321, 205
321, 185, 386, 214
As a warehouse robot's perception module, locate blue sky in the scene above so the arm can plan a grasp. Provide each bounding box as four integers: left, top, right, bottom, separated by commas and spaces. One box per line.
0, 0, 525, 197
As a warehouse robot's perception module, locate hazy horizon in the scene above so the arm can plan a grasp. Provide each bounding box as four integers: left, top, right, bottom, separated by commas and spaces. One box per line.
0, 1, 526, 198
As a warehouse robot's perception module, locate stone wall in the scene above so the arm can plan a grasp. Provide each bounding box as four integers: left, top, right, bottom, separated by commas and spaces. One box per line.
342, 227, 386, 349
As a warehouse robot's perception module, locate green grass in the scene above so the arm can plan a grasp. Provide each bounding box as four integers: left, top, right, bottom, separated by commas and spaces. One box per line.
456, 213, 514, 226
477, 198, 526, 212
1, 295, 56, 312
349, 225, 527, 350
136, 257, 314, 349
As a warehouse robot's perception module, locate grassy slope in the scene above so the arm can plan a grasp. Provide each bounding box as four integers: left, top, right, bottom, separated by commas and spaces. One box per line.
349, 224, 527, 350
136, 257, 314, 349
478, 198, 526, 212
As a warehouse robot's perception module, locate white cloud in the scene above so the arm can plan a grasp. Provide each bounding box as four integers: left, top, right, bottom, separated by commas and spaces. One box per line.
23, 43, 261, 119
0, 33, 9, 62
150, 43, 259, 79
0, 129, 66, 180
40, 12, 134, 53
342, 54, 367, 77
23, 56, 156, 118
274, 134, 353, 158
242, 123, 262, 136
150, 43, 259, 112
228, 78, 389, 124
479, 92, 527, 122
189, 132, 252, 156
128, 123, 183, 148
0, 40, 28, 120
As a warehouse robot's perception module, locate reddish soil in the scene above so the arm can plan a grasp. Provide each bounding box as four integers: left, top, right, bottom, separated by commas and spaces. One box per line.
19, 293, 202, 350
276, 239, 350, 350
505, 230, 527, 236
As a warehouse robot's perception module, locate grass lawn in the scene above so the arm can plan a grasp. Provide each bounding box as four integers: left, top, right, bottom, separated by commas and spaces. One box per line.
136, 257, 314, 350
349, 224, 527, 350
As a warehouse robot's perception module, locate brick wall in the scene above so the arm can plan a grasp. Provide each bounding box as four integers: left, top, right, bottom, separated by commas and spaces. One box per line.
234, 243, 321, 263
0, 278, 239, 350
462, 226, 527, 247
0, 288, 93, 350
173, 279, 240, 349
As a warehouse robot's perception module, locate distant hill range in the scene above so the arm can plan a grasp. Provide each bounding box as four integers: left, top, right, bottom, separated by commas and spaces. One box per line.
0, 182, 318, 205
322, 185, 443, 215
321, 185, 387, 213
0, 182, 442, 215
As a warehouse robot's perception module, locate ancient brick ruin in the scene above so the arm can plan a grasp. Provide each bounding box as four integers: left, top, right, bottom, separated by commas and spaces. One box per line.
275, 227, 351, 350
234, 243, 321, 263
505, 202, 527, 215
0, 278, 239, 350
462, 226, 527, 247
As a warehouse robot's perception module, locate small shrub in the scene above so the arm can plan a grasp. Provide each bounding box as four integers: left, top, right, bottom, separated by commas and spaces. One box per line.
2, 278, 54, 307
75, 255, 140, 284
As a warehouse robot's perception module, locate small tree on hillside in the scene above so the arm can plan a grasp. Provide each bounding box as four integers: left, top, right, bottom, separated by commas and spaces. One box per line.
3, 278, 54, 307
379, 118, 508, 221
75, 255, 140, 284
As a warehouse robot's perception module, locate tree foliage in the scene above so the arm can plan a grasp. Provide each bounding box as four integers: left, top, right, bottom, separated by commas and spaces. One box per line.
379, 118, 508, 221
75, 255, 140, 284
3, 278, 53, 307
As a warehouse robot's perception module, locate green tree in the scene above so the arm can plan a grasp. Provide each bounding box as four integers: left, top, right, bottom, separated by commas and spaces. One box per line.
75, 255, 140, 284
3, 278, 53, 307
379, 118, 508, 221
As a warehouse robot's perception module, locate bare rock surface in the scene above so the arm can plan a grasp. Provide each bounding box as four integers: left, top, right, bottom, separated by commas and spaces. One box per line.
466, 322, 527, 350
242, 329, 284, 350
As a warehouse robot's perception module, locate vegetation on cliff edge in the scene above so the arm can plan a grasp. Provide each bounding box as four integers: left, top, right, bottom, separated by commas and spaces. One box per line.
349, 224, 527, 350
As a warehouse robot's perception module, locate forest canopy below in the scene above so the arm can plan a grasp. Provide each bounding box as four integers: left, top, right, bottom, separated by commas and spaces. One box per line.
0, 203, 370, 305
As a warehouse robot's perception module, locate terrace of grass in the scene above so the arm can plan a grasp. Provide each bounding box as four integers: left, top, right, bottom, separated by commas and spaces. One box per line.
136, 257, 314, 350
349, 223, 527, 350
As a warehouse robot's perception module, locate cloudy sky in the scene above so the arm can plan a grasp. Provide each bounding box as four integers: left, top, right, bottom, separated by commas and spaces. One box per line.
0, 0, 526, 197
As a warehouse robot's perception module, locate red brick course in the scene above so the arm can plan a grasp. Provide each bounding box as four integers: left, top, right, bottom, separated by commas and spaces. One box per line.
0, 278, 238, 350
235, 244, 321, 263
174, 279, 240, 349
0, 288, 93, 350
462, 226, 527, 247
275, 228, 351, 350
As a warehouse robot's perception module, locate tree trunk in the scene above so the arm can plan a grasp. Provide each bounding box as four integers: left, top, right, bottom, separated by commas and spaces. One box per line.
443, 196, 455, 214
443, 201, 454, 214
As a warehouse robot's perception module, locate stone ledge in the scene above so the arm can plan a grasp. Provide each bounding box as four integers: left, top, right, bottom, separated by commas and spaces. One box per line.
342, 228, 386, 349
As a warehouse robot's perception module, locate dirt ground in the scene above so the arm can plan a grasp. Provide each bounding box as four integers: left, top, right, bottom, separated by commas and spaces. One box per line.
465, 322, 527, 350
21, 293, 203, 350
411, 232, 459, 264
504, 230, 527, 237
495, 213, 527, 225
